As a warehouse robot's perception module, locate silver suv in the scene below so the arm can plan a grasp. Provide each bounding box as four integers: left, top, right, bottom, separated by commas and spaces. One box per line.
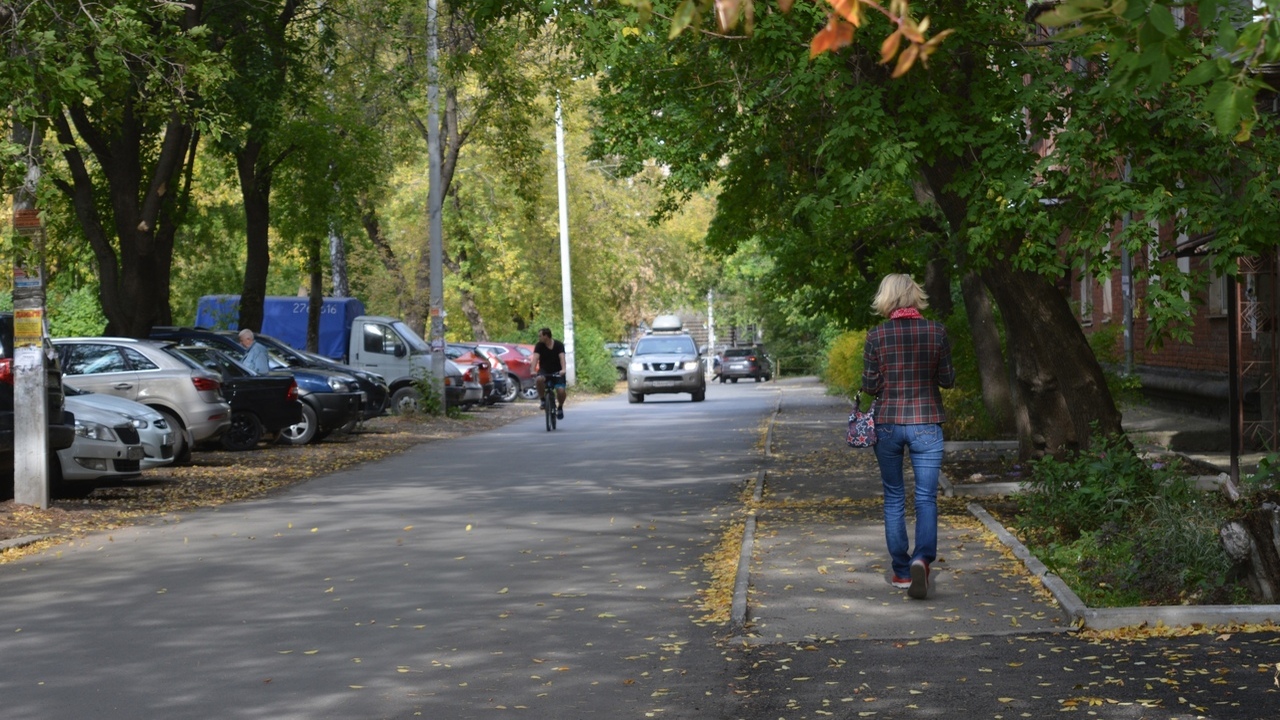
626, 316, 706, 403
53, 338, 232, 463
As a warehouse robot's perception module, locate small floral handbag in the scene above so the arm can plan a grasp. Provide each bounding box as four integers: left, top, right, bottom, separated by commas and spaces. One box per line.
846, 396, 877, 448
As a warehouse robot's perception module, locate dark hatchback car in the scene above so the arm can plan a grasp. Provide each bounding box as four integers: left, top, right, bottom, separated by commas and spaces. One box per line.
2, 312, 77, 494
165, 345, 302, 450
719, 346, 773, 383
148, 327, 361, 444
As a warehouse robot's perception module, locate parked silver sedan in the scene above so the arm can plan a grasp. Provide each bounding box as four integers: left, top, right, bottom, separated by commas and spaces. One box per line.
52, 397, 147, 497
53, 338, 232, 463
64, 386, 175, 470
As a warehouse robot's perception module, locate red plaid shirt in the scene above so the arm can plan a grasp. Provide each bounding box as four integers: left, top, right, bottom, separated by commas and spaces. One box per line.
860, 317, 955, 424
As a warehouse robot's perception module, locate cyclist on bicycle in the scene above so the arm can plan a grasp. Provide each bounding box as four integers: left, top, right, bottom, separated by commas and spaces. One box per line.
532, 327, 567, 419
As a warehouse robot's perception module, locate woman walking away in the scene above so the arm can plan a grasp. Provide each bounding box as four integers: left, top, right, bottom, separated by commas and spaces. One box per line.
861, 274, 955, 600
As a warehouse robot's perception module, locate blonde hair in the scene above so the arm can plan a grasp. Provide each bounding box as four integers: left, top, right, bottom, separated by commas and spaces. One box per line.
872, 274, 929, 317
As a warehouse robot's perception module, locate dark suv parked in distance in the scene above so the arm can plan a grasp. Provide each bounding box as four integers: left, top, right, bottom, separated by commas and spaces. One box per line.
2, 312, 76, 493
719, 346, 773, 383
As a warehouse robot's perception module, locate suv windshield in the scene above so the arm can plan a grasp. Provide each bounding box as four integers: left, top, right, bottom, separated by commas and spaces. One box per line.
634, 337, 696, 355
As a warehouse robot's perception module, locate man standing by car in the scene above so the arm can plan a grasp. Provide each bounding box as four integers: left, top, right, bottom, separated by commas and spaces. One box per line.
532, 328, 566, 419
238, 329, 270, 375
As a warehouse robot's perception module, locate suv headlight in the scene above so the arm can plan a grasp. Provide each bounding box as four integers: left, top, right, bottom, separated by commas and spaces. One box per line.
75, 420, 118, 441
629, 361, 643, 372
683, 361, 700, 371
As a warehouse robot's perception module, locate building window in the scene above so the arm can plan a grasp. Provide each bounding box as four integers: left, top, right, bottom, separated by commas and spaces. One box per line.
1208, 265, 1229, 317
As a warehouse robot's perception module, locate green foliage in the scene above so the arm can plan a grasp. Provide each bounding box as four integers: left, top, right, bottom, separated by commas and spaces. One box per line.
1017, 432, 1183, 539
47, 286, 106, 337
1013, 431, 1245, 605
1086, 322, 1143, 405
940, 310, 1002, 441
569, 324, 622, 394
822, 330, 866, 397
1241, 452, 1280, 500
409, 367, 448, 417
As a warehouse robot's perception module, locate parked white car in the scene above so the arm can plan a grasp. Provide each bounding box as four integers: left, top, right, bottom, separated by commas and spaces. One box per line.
65, 386, 175, 470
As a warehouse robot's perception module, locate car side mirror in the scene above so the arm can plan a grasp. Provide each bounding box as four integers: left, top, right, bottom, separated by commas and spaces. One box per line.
394, 345, 407, 358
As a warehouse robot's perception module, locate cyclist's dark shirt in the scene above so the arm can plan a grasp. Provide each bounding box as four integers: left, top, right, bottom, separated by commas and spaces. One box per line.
533, 340, 566, 375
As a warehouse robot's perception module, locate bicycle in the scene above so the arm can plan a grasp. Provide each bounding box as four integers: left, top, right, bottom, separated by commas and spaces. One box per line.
540, 372, 565, 431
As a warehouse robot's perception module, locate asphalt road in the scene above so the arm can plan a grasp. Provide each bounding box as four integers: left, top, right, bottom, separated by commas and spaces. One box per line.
7, 377, 1280, 720
0, 382, 775, 720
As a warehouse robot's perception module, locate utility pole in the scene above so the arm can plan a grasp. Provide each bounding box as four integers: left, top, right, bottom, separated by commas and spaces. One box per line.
555, 94, 575, 385
11, 120, 50, 508
425, 0, 446, 407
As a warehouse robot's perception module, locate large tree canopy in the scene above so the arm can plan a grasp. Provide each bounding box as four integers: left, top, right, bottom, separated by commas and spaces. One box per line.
564, 0, 1280, 457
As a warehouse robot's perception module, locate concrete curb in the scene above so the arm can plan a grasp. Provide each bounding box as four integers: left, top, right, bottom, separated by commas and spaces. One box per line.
732, 389, 783, 630
0, 535, 50, 553
968, 502, 1280, 630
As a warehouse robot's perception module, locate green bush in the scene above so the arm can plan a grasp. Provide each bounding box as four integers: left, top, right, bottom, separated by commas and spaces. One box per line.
940, 311, 1001, 441
822, 330, 866, 397
1012, 431, 1245, 606
570, 324, 619, 393
1017, 432, 1181, 540
1087, 323, 1143, 405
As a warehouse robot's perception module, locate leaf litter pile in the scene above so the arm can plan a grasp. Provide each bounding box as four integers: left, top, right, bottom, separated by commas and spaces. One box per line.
1, 404, 540, 562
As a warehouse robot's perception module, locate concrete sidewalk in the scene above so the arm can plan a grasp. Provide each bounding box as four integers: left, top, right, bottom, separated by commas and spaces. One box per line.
737, 378, 1280, 640
738, 379, 1070, 642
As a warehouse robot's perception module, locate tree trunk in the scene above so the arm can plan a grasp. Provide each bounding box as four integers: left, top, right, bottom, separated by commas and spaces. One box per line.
308, 236, 323, 353
920, 158, 1121, 459
360, 206, 409, 318
981, 262, 1124, 459
329, 225, 350, 298
924, 256, 953, 319
52, 107, 191, 338
237, 139, 272, 333
961, 272, 1014, 434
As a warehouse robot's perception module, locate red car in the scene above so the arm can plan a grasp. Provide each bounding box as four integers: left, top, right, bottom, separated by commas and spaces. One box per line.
479, 343, 537, 400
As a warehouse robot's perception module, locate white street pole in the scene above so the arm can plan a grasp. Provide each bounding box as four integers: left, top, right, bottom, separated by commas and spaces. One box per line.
426, 0, 446, 404
555, 94, 575, 385
706, 289, 715, 374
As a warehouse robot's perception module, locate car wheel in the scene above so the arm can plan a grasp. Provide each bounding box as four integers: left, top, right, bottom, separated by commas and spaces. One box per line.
628, 391, 644, 403
499, 381, 520, 403
221, 411, 263, 451
280, 403, 319, 445
692, 389, 705, 402
616, 367, 627, 381
156, 408, 191, 465
389, 386, 422, 415
519, 381, 540, 401
731, 378, 739, 384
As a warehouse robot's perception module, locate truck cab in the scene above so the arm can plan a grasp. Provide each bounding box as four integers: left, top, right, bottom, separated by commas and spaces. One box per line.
349, 316, 482, 411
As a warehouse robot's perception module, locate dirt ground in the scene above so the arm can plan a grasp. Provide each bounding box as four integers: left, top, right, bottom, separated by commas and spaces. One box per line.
1, 401, 542, 560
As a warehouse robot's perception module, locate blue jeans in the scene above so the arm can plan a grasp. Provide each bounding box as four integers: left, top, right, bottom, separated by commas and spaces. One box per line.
873, 423, 944, 578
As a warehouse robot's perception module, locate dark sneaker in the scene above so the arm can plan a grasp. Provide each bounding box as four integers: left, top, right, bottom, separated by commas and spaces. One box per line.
556, 408, 564, 420
890, 576, 911, 589
908, 559, 930, 600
